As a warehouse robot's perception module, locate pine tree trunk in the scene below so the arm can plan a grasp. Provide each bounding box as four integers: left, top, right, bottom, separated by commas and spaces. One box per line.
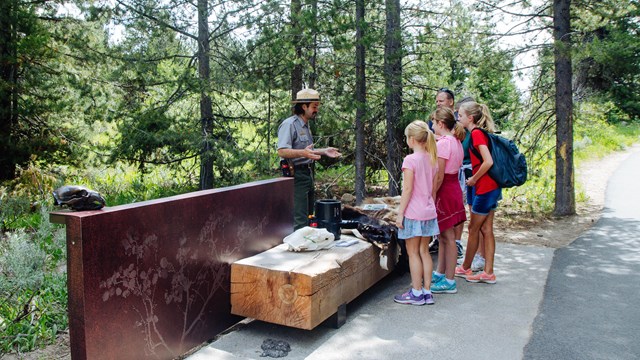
553, 0, 575, 216
384, 0, 403, 196
290, 0, 303, 99
308, 0, 318, 89
0, 1, 17, 181
354, 0, 366, 204
198, 0, 214, 190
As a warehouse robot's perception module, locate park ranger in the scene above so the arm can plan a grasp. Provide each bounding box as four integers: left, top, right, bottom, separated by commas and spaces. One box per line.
277, 88, 341, 230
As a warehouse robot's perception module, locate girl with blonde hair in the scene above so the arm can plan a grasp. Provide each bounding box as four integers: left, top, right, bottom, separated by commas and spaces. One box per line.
394, 120, 440, 305
455, 102, 500, 284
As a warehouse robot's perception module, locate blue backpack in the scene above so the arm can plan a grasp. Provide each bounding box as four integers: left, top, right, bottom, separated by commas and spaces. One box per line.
470, 128, 527, 188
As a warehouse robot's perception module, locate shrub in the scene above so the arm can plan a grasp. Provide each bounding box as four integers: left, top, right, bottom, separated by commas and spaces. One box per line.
0, 208, 67, 355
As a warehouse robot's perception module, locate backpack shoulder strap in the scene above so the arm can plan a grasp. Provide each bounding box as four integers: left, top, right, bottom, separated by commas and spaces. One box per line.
469, 128, 490, 160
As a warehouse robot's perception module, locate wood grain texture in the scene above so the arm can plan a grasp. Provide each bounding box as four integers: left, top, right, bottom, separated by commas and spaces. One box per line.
230, 237, 395, 330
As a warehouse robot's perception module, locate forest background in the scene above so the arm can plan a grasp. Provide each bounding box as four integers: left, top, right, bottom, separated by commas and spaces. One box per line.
0, 0, 639, 355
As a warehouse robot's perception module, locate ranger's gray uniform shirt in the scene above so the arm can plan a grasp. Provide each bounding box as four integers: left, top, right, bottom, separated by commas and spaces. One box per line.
277, 115, 314, 166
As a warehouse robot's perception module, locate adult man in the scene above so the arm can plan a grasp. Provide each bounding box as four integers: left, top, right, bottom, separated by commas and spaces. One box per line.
429, 88, 456, 131
435, 88, 455, 110
277, 88, 341, 230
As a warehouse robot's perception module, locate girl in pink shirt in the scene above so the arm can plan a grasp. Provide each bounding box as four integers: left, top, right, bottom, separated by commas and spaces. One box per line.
394, 120, 440, 306
430, 108, 467, 294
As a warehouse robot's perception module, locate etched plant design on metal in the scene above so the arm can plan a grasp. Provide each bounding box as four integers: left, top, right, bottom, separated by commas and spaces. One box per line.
99, 211, 268, 357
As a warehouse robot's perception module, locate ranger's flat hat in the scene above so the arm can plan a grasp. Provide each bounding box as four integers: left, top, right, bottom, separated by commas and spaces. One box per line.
292, 88, 321, 103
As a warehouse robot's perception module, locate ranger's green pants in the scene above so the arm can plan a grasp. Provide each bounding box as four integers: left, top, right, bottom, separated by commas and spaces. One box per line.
293, 167, 314, 230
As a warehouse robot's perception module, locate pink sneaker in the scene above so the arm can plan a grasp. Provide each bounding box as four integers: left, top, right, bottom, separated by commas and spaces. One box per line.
466, 271, 497, 284
454, 266, 472, 279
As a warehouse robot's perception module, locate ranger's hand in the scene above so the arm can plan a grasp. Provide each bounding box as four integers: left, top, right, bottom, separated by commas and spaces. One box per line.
323, 147, 342, 158
304, 144, 321, 160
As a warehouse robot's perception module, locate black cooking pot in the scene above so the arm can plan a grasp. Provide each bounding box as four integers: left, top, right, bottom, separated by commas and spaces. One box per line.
314, 199, 341, 240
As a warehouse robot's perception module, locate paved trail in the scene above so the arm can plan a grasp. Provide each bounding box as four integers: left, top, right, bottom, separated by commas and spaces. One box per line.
524, 150, 640, 359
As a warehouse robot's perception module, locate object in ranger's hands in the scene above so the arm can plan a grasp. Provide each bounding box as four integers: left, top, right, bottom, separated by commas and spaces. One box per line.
52, 185, 106, 211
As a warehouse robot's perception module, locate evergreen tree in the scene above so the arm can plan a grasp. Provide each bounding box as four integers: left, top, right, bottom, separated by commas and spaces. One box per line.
0, 1, 95, 182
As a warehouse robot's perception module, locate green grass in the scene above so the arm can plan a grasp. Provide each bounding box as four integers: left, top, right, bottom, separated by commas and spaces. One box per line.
503, 117, 640, 215
574, 121, 640, 164
0, 273, 68, 354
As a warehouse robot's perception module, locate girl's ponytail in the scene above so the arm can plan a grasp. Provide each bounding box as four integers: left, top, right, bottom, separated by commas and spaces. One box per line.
424, 130, 438, 166
453, 122, 466, 141
477, 104, 496, 133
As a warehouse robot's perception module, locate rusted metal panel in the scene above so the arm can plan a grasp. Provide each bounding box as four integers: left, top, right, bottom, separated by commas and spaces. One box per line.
51, 178, 293, 359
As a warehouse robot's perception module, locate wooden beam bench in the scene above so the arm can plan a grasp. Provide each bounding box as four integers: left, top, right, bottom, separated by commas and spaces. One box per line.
230, 236, 396, 330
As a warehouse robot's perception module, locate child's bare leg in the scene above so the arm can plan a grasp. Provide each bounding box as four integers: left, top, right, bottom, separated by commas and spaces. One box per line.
462, 212, 487, 269
436, 238, 446, 274
419, 236, 433, 288
480, 211, 496, 274
405, 237, 424, 290
439, 228, 457, 279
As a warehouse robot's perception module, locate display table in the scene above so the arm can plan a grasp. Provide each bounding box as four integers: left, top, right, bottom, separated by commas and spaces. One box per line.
230, 236, 396, 330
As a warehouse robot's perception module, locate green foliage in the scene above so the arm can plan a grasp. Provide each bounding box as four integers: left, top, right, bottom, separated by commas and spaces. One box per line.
0, 210, 67, 355
503, 101, 640, 215
502, 152, 556, 214
466, 49, 522, 128
61, 163, 197, 206
574, 102, 640, 162
574, 0, 640, 119
0, 1, 98, 181
0, 162, 59, 231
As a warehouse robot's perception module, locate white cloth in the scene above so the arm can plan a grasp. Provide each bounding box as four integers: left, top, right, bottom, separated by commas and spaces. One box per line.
283, 227, 335, 252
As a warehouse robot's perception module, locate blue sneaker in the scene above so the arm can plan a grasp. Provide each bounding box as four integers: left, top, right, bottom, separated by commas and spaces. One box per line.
431, 271, 444, 284
394, 290, 426, 305
424, 293, 435, 305
430, 278, 458, 294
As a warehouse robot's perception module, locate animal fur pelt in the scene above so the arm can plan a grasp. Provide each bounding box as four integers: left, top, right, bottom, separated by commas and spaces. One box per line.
341, 197, 409, 275
341, 204, 398, 247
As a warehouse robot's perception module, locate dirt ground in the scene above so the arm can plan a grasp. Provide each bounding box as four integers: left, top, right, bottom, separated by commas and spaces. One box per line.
2, 144, 637, 360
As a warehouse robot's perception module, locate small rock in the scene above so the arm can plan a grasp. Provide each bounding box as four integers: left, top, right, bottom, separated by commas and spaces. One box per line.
260, 338, 291, 358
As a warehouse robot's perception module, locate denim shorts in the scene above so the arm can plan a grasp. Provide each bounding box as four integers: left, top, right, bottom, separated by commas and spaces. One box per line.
398, 217, 440, 239
469, 187, 502, 215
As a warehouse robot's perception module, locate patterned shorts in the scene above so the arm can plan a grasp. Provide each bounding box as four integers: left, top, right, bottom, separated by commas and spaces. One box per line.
398, 217, 440, 239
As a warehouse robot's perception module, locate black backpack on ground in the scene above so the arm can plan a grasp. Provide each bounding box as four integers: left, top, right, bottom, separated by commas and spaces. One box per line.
469, 128, 527, 188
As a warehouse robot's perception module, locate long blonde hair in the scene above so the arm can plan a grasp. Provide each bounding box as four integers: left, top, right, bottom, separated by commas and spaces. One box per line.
459, 101, 496, 133
404, 120, 437, 165
432, 108, 466, 141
